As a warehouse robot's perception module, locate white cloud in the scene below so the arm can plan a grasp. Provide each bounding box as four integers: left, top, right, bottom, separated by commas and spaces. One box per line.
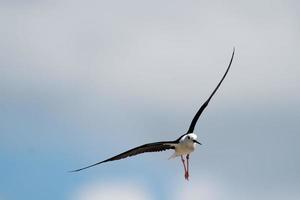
1, 0, 299, 107
70, 180, 152, 200
173, 174, 300, 200
173, 175, 224, 200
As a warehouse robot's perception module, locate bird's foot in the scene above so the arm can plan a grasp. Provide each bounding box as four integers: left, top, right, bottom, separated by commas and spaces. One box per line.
184, 171, 189, 181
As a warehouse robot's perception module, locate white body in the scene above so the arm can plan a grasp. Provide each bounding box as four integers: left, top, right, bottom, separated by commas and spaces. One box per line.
169, 133, 198, 159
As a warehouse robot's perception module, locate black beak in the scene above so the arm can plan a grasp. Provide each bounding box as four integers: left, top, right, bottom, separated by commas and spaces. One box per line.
193, 140, 202, 145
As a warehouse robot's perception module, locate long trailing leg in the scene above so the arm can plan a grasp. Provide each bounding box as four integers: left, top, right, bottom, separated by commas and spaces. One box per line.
185, 154, 190, 180
181, 155, 188, 180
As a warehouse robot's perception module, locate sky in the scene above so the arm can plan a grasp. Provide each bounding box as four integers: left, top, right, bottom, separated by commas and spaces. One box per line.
1, 0, 300, 200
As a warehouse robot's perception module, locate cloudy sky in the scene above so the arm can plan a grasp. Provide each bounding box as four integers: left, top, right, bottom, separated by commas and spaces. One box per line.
1, 0, 299, 200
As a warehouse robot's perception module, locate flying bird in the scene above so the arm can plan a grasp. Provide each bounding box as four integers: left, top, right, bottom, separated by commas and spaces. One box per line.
70, 48, 235, 180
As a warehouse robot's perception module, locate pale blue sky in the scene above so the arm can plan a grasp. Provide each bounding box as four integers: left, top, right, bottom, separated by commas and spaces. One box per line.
1, 0, 299, 200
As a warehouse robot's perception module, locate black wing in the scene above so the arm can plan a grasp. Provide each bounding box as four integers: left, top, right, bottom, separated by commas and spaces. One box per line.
186, 48, 235, 134
70, 141, 176, 172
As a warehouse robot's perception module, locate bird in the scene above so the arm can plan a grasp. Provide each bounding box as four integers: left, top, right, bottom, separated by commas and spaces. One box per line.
70, 48, 235, 180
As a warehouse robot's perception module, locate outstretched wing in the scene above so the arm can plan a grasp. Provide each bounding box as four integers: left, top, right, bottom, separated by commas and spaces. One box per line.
70, 141, 176, 172
186, 48, 235, 134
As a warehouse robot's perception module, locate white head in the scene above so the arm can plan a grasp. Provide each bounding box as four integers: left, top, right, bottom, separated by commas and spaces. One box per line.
180, 133, 202, 145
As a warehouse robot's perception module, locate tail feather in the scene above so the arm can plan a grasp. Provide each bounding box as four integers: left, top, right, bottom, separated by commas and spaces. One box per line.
168, 152, 177, 160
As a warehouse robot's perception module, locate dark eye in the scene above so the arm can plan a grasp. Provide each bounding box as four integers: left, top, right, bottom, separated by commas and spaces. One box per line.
187, 136, 190, 139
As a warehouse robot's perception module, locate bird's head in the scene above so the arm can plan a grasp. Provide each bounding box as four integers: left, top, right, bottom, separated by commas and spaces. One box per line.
182, 133, 202, 145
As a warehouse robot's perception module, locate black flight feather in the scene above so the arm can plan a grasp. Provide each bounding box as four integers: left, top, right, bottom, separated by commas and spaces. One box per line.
70, 141, 176, 172
186, 48, 235, 134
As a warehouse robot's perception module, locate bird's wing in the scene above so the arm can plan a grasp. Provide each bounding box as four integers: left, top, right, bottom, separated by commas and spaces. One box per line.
186, 48, 235, 134
70, 141, 176, 172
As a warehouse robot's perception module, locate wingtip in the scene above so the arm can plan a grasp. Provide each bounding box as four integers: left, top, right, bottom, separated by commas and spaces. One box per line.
232, 47, 236, 55
229, 47, 235, 63
68, 169, 78, 173
68, 167, 89, 173
68, 167, 87, 173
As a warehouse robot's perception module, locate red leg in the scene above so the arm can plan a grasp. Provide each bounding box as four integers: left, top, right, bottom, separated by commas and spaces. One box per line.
185, 154, 190, 180
181, 155, 188, 180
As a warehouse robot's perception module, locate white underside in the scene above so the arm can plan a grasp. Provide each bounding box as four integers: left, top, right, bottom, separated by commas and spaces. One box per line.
168, 142, 196, 159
